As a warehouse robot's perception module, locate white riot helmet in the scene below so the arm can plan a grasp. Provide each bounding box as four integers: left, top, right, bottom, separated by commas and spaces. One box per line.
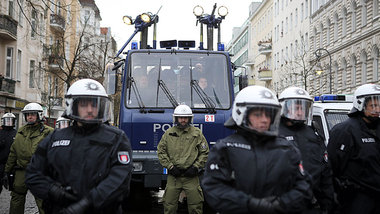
173, 104, 193, 128
22, 103, 44, 124
1, 113, 16, 127
225, 85, 281, 137
279, 87, 313, 125
65, 79, 111, 124
353, 84, 380, 112
55, 117, 71, 129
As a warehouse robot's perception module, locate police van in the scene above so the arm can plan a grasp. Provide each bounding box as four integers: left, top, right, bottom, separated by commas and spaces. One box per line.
312, 95, 353, 145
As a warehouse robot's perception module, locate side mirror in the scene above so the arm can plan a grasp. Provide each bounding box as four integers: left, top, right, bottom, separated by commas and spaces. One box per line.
106, 63, 118, 95
239, 75, 248, 90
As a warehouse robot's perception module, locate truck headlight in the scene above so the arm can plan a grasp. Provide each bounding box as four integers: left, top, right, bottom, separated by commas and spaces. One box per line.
133, 162, 143, 172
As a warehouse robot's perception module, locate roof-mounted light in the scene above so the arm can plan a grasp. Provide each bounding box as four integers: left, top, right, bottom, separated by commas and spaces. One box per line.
122, 15, 133, 25
141, 13, 152, 23
218, 6, 228, 17
193, 5, 204, 17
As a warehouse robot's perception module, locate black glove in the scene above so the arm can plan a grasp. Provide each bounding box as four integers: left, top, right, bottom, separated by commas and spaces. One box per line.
248, 196, 282, 214
2, 174, 8, 190
49, 184, 78, 205
60, 197, 91, 214
184, 166, 198, 177
169, 166, 181, 177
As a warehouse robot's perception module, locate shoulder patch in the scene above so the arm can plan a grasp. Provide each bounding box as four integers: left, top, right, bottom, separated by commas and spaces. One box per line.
118, 151, 131, 164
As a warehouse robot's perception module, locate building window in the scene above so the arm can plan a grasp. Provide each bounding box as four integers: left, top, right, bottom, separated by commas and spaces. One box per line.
16, 50, 21, 81
319, 23, 323, 48
374, 0, 379, 18
326, 19, 331, 44
18, 0, 24, 26
373, 46, 379, 82
351, 1, 357, 32
290, 13, 293, 31
54, 77, 58, 97
305, 0, 308, 17
333, 62, 338, 92
334, 13, 339, 40
37, 62, 42, 88
6, 47, 14, 78
31, 9, 37, 38
8, 0, 14, 18
342, 58, 347, 88
351, 55, 356, 87
361, 51, 367, 84
342, 8, 347, 37
301, 3, 304, 20
361, 1, 367, 26
295, 9, 298, 26
29, 60, 35, 88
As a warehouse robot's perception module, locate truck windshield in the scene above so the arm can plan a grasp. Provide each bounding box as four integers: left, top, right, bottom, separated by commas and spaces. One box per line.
125, 51, 231, 109
325, 110, 350, 131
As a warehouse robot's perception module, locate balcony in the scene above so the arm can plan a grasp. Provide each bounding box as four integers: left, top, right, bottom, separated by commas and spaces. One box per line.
258, 39, 272, 55
258, 67, 272, 81
43, 44, 61, 59
0, 77, 16, 94
48, 55, 63, 70
0, 15, 17, 40
50, 14, 65, 33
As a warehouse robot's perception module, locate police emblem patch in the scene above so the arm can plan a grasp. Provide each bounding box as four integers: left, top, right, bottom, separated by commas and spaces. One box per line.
323, 151, 328, 162
298, 162, 305, 176
118, 151, 130, 164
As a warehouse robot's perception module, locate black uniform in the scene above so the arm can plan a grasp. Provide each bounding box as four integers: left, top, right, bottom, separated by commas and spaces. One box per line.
0, 126, 17, 193
279, 121, 334, 213
327, 115, 380, 214
201, 130, 312, 214
25, 123, 133, 214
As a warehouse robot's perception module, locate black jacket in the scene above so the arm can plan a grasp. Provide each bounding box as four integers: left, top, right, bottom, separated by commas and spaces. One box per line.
25, 123, 133, 214
279, 121, 334, 212
201, 130, 312, 214
327, 116, 380, 194
0, 127, 17, 165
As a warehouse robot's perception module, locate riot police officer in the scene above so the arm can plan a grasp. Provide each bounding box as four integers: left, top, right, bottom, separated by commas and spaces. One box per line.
25, 79, 133, 214
201, 85, 312, 214
0, 113, 17, 194
278, 87, 334, 213
55, 116, 71, 129
157, 104, 209, 214
5, 103, 54, 214
327, 83, 380, 214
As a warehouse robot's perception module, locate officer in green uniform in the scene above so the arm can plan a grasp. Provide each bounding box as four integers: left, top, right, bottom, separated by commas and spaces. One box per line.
158, 104, 209, 214
4, 102, 53, 214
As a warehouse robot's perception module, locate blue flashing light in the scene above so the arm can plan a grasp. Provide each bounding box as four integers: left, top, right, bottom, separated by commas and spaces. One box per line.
314, 96, 320, 101
218, 43, 225, 51
131, 42, 138, 49
320, 95, 338, 102
316, 94, 353, 102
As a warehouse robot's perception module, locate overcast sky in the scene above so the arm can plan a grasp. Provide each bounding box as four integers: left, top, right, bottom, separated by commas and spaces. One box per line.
95, 0, 258, 51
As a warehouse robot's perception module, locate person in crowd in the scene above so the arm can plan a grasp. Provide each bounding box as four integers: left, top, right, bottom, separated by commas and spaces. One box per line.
157, 104, 209, 214
327, 83, 380, 214
4, 103, 54, 214
278, 87, 334, 214
202, 85, 312, 214
0, 113, 17, 194
25, 79, 133, 214
55, 116, 71, 129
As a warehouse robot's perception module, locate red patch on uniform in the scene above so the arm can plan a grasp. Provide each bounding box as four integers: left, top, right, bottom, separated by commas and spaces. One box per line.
118, 151, 130, 164
299, 162, 305, 176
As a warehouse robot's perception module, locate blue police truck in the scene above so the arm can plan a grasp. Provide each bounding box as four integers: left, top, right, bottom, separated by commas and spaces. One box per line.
107, 4, 246, 206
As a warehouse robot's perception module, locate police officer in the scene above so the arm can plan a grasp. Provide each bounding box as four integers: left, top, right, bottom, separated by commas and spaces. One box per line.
202, 85, 312, 214
0, 113, 17, 194
157, 104, 209, 214
4, 103, 54, 214
278, 87, 334, 214
327, 83, 380, 214
55, 116, 71, 129
25, 79, 133, 214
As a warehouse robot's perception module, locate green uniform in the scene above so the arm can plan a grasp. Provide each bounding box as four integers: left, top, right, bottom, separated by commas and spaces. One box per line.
5, 122, 53, 214
157, 125, 209, 214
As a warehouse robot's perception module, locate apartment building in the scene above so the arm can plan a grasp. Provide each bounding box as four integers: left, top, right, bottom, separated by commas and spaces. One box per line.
0, 0, 117, 127
272, 0, 311, 94
309, 0, 380, 95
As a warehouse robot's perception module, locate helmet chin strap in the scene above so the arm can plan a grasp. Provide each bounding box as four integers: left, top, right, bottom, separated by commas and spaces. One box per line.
281, 116, 305, 127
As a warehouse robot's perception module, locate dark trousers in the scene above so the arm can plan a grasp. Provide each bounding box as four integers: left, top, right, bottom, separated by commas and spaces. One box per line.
0, 164, 4, 194
339, 191, 380, 214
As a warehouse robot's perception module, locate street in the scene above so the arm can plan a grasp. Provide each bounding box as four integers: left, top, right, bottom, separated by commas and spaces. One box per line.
0, 189, 38, 214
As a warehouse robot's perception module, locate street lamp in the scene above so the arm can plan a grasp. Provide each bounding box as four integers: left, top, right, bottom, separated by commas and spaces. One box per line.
314, 48, 332, 94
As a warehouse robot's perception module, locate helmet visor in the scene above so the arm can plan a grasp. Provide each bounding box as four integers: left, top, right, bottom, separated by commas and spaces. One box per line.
68, 96, 111, 123
244, 105, 281, 136
363, 95, 380, 116
2, 117, 15, 126
281, 99, 312, 124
